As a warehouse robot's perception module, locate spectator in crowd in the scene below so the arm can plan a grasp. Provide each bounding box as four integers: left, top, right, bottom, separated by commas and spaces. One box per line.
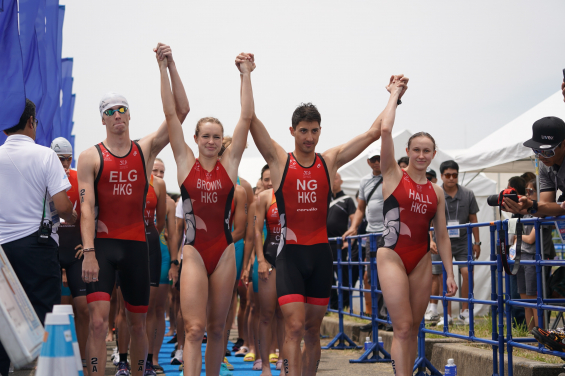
328, 173, 356, 310
505, 117, 565, 217
521, 171, 536, 183
507, 176, 527, 327
343, 146, 389, 329
426, 168, 438, 183
428, 160, 480, 327
0, 99, 77, 376
518, 179, 556, 330
397, 156, 409, 169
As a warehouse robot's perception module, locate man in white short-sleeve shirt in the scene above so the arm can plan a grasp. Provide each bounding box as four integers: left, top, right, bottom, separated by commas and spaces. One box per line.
0, 99, 76, 376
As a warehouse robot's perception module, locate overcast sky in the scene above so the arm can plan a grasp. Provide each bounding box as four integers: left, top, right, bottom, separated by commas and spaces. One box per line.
59, 0, 565, 192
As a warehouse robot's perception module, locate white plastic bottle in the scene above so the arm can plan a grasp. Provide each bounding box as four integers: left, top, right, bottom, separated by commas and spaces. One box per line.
378, 336, 383, 349
364, 336, 371, 350
445, 358, 457, 376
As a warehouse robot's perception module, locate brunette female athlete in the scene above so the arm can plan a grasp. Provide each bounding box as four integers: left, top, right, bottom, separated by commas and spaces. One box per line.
159, 51, 255, 376
377, 75, 457, 376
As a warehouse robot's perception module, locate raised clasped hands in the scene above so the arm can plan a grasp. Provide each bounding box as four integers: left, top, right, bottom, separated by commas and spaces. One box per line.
154, 42, 172, 68
386, 74, 409, 100
235, 52, 256, 74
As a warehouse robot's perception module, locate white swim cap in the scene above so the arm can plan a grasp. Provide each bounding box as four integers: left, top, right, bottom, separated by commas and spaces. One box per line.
99, 92, 129, 118
51, 137, 73, 155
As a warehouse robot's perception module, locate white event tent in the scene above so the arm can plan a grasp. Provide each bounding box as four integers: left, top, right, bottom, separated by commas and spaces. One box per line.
452, 91, 565, 174
338, 129, 497, 315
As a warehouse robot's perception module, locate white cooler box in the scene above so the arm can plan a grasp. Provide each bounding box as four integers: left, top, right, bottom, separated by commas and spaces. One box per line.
0, 245, 44, 368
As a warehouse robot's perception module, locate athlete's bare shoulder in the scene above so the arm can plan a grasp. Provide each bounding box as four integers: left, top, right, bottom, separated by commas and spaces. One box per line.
259, 188, 272, 207
77, 146, 100, 175
238, 177, 254, 205
431, 182, 445, 203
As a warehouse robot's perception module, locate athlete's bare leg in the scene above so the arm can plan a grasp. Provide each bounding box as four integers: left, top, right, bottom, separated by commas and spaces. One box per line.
180, 246, 209, 376
377, 249, 432, 376
363, 264, 372, 315
153, 283, 169, 366
146, 285, 159, 364
258, 269, 277, 376
125, 310, 149, 376
247, 284, 257, 355
280, 302, 305, 376
206, 246, 237, 375
85, 300, 110, 375
275, 304, 285, 358
106, 285, 117, 341
237, 282, 249, 346
72, 296, 89, 368
251, 289, 261, 358
176, 304, 184, 351
223, 285, 239, 355
116, 288, 130, 360
166, 286, 177, 336
301, 304, 327, 376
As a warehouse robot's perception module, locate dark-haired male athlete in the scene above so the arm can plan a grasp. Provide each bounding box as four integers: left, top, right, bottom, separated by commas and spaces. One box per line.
245, 53, 401, 375
78, 44, 189, 376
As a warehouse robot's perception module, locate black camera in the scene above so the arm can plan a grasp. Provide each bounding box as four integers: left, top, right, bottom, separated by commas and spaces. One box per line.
487, 188, 519, 207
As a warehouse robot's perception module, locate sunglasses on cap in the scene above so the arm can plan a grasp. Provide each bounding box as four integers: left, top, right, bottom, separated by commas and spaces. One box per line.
443, 173, 458, 179
58, 156, 72, 162
103, 106, 128, 117
369, 156, 380, 163
532, 142, 562, 158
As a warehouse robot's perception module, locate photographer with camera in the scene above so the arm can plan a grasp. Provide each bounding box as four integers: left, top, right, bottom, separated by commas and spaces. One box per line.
0, 99, 77, 375
503, 116, 565, 217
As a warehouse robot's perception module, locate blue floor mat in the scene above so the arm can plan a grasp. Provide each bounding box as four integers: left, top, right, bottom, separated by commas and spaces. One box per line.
157, 322, 281, 376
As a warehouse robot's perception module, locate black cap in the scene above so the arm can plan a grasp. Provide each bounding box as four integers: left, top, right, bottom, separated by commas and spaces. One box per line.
426, 168, 437, 178
523, 116, 565, 149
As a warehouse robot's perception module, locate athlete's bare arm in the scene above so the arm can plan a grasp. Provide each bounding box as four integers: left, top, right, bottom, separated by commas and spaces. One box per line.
432, 184, 457, 297
139, 43, 190, 181
166, 197, 179, 283
343, 199, 367, 240
232, 185, 247, 243
373, 75, 408, 199
249, 116, 287, 191
154, 176, 167, 233
158, 53, 196, 186
221, 54, 255, 183
255, 189, 270, 280
77, 147, 100, 283
239, 177, 254, 206
51, 191, 77, 224
241, 201, 256, 283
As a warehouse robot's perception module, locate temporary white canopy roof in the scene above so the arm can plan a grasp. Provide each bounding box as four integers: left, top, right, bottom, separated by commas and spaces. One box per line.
452, 91, 565, 173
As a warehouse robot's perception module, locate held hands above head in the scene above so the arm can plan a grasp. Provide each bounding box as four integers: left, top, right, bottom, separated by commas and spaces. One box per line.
385, 74, 409, 99
154, 42, 174, 66
235, 52, 256, 74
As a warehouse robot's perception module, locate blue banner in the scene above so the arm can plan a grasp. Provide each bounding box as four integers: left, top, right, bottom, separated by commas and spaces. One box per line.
61, 57, 73, 137
19, 0, 44, 109
35, 0, 61, 146
0, 0, 26, 131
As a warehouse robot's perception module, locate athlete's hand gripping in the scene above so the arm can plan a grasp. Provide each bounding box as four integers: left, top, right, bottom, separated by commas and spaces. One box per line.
445, 276, 458, 297
154, 43, 174, 66
342, 227, 357, 242
156, 48, 168, 69
385, 74, 409, 100
82, 253, 100, 284
75, 244, 84, 259
258, 259, 272, 281
169, 264, 179, 286
235, 53, 255, 73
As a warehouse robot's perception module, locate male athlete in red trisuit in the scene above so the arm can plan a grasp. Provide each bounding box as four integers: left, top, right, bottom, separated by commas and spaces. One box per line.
161, 49, 255, 376
78, 43, 189, 376
244, 52, 390, 375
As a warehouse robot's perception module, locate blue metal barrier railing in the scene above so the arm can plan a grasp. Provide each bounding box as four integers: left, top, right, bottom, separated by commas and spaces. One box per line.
328, 216, 565, 375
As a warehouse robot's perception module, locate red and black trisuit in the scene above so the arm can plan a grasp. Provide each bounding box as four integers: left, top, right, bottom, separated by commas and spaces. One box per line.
87, 141, 150, 313
276, 153, 333, 306
264, 190, 281, 267
58, 169, 87, 297
180, 159, 234, 275
144, 174, 162, 287
378, 170, 438, 275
